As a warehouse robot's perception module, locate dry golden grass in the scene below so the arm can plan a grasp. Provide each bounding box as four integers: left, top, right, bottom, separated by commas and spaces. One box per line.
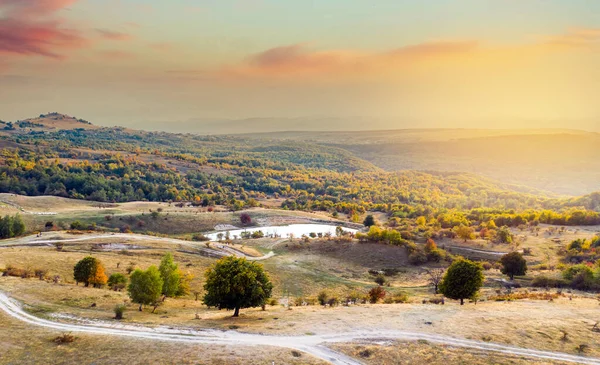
332, 341, 571, 365
0, 311, 327, 365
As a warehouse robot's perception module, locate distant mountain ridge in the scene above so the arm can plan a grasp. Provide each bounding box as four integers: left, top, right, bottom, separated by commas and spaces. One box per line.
1, 113, 598, 197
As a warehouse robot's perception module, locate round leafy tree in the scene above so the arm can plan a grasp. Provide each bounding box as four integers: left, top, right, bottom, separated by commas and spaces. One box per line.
203, 256, 273, 317
500, 251, 527, 280
439, 258, 484, 305
128, 266, 163, 311
74, 256, 107, 287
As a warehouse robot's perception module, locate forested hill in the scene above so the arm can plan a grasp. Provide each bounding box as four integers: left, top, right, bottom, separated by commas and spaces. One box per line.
0, 114, 598, 222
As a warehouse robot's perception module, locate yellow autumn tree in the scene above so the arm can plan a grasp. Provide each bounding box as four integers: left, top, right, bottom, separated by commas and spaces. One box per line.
89, 261, 108, 288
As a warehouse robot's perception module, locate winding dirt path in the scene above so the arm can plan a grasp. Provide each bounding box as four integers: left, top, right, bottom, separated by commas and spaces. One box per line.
1, 292, 598, 365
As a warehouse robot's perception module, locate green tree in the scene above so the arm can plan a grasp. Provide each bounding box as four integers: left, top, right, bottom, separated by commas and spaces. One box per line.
159, 253, 181, 300
500, 252, 527, 280
439, 258, 484, 305
0, 215, 13, 239
11, 214, 25, 236
363, 215, 376, 227
128, 266, 164, 311
203, 256, 273, 317
73, 256, 104, 287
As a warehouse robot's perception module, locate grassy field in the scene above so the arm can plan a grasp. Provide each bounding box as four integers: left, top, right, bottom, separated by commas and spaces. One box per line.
2, 195, 600, 363
1, 231, 600, 361
332, 341, 572, 365
0, 312, 327, 365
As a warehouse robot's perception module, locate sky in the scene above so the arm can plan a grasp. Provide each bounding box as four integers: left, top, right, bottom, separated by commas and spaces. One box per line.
0, 0, 599, 131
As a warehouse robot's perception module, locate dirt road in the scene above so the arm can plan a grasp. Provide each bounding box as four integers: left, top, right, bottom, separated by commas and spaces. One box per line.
0, 292, 598, 365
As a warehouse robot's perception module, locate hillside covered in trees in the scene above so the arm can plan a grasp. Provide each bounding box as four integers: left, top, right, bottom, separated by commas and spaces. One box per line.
1, 114, 599, 228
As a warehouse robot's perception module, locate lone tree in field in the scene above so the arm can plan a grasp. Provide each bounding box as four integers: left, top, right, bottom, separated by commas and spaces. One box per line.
203, 256, 273, 317
74, 256, 108, 287
363, 215, 376, 227
424, 268, 445, 294
439, 258, 484, 305
499, 251, 527, 280
128, 266, 163, 311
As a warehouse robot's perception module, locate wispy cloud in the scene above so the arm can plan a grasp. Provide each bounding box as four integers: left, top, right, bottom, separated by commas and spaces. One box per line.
0, 0, 86, 60
0, 0, 78, 16
0, 18, 86, 59
218, 41, 480, 79
544, 27, 600, 47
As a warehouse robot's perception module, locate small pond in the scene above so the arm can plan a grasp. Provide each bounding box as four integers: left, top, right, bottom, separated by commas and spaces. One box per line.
206, 224, 358, 241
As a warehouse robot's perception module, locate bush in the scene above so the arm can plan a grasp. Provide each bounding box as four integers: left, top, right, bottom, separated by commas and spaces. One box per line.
374, 274, 386, 286
240, 213, 252, 225
327, 296, 340, 307
53, 333, 76, 344
531, 275, 568, 288
107, 273, 128, 291
390, 292, 409, 303
408, 249, 428, 265
368, 286, 386, 303
192, 233, 210, 242
481, 262, 493, 270
317, 291, 329, 306
114, 304, 126, 319
35, 269, 48, 280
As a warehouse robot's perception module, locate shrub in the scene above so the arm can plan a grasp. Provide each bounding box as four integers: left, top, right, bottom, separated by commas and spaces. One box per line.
531, 275, 568, 288
240, 213, 252, 225
368, 286, 386, 303
481, 262, 493, 270
317, 291, 329, 306
408, 249, 428, 265
107, 273, 128, 291
374, 273, 386, 286
562, 264, 595, 289
390, 292, 409, 303
114, 304, 126, 319
327, 296, 340, 307
192, 233, 210, 241
35, 269, 48, 280
53, 333, 76, 344
70, 221, 86, 230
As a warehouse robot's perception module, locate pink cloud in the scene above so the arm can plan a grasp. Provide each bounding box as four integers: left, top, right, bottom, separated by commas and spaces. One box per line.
0, 18, 86, 58
221, 41, 479, 78
0, 0, 87, 62
0, 0, 78, 16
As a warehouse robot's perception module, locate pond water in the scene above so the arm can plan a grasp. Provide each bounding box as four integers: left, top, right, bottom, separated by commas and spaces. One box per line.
206, 224, 358, 241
